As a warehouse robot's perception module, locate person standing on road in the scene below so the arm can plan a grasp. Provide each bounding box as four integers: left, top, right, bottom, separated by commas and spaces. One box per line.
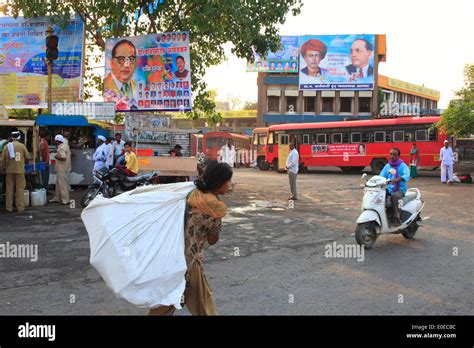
379, 148, 410, 226
50, 135, 71, 205
285, 143, 299, 200
113, 133, 125, 163
1, 131, 29, 213
92, 135, 109, 174
39, 130, 50, 191
148, 161, 233, 316
409, 143, 420, 179
219, 139, 236, 168
105, 137, 114, 169
440, 140, 454, 184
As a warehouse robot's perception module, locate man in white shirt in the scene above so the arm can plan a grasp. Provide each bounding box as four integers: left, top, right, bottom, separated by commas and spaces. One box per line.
93, 135, 109, 174
219, 139, 236, 168
113, 133, 126, 163
285, 143, 299, 200
440, 140, 454, 184
105, 137, 114, 169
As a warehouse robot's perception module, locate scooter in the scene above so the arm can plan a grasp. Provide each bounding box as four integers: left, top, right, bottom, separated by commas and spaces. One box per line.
355, 169, 425, 249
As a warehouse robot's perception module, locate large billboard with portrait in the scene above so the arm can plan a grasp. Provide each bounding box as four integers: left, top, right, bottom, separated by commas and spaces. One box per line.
246, 36, 299, 73
0, 16, 85, 108
104, 32, 191, 112
299, 34, 375, 90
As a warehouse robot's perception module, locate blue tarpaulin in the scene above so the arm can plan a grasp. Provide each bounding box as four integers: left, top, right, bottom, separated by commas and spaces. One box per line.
35, 115, 110, 139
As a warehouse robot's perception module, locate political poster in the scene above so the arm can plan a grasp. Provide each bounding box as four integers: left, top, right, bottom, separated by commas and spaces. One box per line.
311, 144, 366, 156
124, 113, 171, 144
299, 34, 375, 90
246, 36, 298, 73
104, 32, 191, 112
0, 15, 85, 108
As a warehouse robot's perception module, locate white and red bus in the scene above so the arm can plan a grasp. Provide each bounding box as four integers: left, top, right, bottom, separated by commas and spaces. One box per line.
252, 127, 269, 170
265, 116, 445, 173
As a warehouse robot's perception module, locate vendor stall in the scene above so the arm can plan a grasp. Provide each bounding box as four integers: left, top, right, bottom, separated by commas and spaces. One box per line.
35, 114, 111, 185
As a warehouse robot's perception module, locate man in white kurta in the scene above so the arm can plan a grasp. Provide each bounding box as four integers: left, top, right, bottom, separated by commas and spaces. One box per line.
219, 139, 236, 168
93, 135, 109, 174
285, 143, 299, 200
440, 140, 454, 184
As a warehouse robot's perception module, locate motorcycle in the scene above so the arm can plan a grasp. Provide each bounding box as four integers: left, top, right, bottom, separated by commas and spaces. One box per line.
355, 169, 425, 249
80, 167, 159, 208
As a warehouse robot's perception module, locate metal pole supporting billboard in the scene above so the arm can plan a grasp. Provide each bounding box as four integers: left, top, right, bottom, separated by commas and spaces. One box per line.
46, 26, 53, 114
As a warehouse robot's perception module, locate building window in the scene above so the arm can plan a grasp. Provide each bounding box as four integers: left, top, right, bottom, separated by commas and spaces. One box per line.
267, 96, 280, 113
304, 97, 315, 113
286, 96, 297, 113
374, 131, 386, 142
359, 97, 371, 113
393, 131, 404, 142
332, 133, 342, 143
322, 97, 334, 113
340, 97, 353, 113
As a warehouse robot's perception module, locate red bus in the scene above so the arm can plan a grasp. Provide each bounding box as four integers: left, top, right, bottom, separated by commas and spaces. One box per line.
265, 116, 445, 173
203, 131, 252, 165
191, 133, 204, 157
252, 127, 269, 170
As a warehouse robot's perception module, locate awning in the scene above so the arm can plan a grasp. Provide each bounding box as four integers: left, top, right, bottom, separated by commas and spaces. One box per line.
35, 115, 111, 129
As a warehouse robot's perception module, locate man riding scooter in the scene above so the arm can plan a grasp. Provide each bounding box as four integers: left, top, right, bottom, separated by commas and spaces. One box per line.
379, 148, 410, 226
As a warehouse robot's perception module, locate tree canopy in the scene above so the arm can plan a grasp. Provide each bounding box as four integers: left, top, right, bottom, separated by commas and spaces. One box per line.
1, 0, 303, 125
436, 64, 474, 138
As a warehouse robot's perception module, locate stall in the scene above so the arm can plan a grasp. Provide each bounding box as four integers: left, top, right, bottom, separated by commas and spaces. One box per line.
35, 114, 111, 186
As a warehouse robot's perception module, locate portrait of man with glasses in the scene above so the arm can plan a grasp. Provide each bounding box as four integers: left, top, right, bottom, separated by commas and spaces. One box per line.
104, 39, 138, 102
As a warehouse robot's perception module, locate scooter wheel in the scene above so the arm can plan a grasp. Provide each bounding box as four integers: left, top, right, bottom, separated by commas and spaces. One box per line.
402, 221, 419, 239
355, 222, 377, 249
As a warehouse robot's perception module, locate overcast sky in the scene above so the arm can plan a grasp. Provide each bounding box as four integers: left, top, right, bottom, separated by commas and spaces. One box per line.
204, 0, 474, 108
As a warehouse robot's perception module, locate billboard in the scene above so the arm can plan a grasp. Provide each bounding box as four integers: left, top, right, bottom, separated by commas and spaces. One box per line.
104, 32, 191, 112
52, 102, 116, 121
0, 16, 85, 108
312, 144, 366, 157
124, 113, 171, 144
246, 36, 299, 73
299, 34, 375, 90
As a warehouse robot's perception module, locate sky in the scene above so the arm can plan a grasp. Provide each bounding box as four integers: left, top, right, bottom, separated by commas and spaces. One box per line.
204, 0, 474, 108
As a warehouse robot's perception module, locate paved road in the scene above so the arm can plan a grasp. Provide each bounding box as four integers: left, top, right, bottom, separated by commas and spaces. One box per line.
0, 168, 473, 315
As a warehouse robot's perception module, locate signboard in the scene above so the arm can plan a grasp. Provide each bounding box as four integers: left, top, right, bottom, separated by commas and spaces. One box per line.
124, 113, 171, 144
52, 102, 116, 121
311, 144, 366, 156
387, 77, 440, 100
246, 36, 298, 73
0, 16, 85, 108
299, 34, 375, 91
104, 32, 192, 112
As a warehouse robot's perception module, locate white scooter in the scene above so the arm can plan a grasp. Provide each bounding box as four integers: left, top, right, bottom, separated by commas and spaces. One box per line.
355, 169, 425, 249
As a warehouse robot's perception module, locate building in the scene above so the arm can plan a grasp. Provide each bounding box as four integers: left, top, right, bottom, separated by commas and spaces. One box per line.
256, 35, 440, 126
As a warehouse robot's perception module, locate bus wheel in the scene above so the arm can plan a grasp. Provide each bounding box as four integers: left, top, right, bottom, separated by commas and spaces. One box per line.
371, 158, 387, 174
257, 156, 269, 171
340, 166, 365, 173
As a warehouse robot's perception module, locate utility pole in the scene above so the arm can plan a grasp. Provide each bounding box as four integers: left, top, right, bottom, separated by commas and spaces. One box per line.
45, 26, 53, 114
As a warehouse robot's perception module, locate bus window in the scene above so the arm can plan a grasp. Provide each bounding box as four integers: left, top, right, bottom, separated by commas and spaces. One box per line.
253, 134, 258, 145
428, 129, 437, 141
393, 131, 404, 142
374, 131, 386, 142
351, 132, 362, 143
259, 134, 267, 145
415, 130, 428, 141
361, 132, 370, 143
342, 133, 350, 143
303, 134, 310, 144
332, 133, 342, 144
268, 132, 275, 145
405, 131, 414, 142
316, 133, 327, 144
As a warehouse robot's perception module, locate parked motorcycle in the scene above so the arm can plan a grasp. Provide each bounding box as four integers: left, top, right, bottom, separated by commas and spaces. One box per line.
355, 170, 425, 249
80, 167, 159, 208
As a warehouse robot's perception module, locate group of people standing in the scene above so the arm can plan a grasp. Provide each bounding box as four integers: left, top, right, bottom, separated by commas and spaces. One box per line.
92, 133, 138, 177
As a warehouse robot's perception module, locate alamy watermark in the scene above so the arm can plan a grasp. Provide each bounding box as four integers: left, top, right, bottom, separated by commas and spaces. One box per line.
0, 242, 38, 262
324, 242, 364, 262
380, 100, 420, 117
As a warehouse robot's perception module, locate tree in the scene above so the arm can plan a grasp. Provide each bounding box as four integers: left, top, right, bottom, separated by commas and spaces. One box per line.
435, 64, 474, 137
243, 101, 258, 110
2, 0, 302, 125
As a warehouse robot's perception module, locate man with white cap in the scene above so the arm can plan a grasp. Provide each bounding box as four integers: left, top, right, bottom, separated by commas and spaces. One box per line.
440, 140, 455, 184
1, 131, 29, 212
50, 134, 71, 204
92, 135, 109, 174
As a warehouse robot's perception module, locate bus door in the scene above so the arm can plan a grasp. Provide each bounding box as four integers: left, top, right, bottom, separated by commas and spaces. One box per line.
278, 134, 289, 170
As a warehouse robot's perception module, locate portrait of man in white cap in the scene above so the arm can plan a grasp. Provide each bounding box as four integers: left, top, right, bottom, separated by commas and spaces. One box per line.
49, 134, 71, 205
92, 135, 110, 174
1, 130, 29, 212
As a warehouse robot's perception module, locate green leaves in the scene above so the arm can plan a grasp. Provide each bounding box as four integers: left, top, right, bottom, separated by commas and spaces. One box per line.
4, 0, 303, 125
436, 64, 474, 138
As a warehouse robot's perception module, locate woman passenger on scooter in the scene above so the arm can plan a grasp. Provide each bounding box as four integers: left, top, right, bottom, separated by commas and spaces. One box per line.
379, 148, 411, 226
